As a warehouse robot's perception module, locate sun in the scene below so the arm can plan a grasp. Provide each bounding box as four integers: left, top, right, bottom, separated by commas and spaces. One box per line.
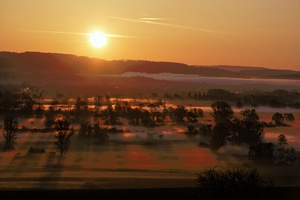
90, 32, 107, 48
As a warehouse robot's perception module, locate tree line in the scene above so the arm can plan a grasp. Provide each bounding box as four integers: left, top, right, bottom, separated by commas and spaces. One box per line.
185, 101, 300, 166
163, 88, 300, 109
1, 87, 300, 165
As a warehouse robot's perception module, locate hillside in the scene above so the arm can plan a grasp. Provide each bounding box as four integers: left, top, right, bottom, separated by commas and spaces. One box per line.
2, 51, 300, 79
1, 51, 300, 97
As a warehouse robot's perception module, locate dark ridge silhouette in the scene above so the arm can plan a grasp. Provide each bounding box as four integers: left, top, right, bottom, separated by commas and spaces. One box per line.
2, 51, 300, 97
0, 51, 232, 77
235, 68, 300, 79
194, 65, 267, 72
2, 51, 300, 79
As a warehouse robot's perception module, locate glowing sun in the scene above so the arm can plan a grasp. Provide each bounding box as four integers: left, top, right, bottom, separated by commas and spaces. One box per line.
90, 32, 107, 48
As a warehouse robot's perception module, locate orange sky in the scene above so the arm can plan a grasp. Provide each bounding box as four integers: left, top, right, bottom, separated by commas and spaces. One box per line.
1, 0, 300, 70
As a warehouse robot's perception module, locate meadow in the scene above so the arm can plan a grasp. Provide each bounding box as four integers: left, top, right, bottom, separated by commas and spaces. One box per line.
1, 96, 300, 192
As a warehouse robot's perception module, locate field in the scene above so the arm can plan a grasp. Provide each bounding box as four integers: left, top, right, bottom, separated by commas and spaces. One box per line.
1, 97, 300, 195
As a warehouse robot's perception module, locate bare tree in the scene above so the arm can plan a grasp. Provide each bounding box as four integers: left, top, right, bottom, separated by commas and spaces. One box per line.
2, 116, 18, 151
54, 120, 74, 158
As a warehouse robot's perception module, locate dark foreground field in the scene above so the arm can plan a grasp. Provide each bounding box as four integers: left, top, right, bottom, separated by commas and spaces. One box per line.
0, 177, 299, 200
1, 187, 300, 200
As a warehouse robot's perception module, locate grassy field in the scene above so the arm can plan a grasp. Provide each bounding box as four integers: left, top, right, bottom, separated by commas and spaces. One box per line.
0, 99, 300, 200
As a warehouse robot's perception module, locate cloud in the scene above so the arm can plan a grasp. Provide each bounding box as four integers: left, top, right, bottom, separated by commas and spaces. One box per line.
140, 17, 172, 21
13, 29, 89, 35
105, 33, 139, 39
12, 29, 135, 38
107, 16, 231, 34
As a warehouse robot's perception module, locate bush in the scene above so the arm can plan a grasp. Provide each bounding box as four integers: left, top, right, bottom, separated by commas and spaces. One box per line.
195, 166, 274, 200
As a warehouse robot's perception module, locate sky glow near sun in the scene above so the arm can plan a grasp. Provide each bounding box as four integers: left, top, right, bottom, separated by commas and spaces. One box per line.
0, 0, 300, 70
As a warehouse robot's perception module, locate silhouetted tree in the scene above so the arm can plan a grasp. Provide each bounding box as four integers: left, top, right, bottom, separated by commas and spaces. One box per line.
272, 112, 284, 126
211, 101, 234, 124
285, 147, 300, 165
185, 124, 199, 137
94, 95, 102, 107
275, 146, 300, 165
197, 108, 204, 117
230, 109, 264, 146
78, 122, 93, 138
102, 104, 119, 125
284, 113, 295, 121
94, 123, 109, 144
74, 96, 89, 122
105, 93, 111, 104
31, 87, 45, 102
210, 122, 231, 151
54, 120, 74, 158
34, 105, 44, 118
19, 91, 36, 116
44, 106, 56, 129
172, 105, 187, 123
186, 109, 198, 123
275, 147, 286, 163
141, 110, 153, 126
0, 91, 20, 114
240, 109, 259, 122
208, 101, 235, 150
151, 111, 165, 126
2, 116, 18, 151
278, 134, 288, 146
127, 107, 141, 126
199, 124, 213, 138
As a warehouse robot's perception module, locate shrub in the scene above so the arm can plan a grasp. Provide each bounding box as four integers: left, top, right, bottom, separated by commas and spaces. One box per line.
195, 166, 274, 200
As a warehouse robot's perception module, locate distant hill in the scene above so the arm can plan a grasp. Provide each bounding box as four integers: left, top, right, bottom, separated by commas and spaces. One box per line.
1, 51, 300, 79
0, 51, 233, 77
194, 65, 267, 72
1, 51, 300, 96
0, 51, 299, 76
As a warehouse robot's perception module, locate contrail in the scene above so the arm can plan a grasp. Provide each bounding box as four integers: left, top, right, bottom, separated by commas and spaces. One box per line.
107, 16, 231, 34
140, 17, 172, 21
12, 29, 136, 38
107, 16, 143, 24
105, 33, 140, 38
13, 29, 89, 35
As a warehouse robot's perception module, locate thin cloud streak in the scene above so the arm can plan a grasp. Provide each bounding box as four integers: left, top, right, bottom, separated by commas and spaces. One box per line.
105, 33, 140, 38
107, 16, 143, 24
13, 29, 89, 35
12, 29, 135, 38
140, 17, 172, 21
107, 16, 231, 34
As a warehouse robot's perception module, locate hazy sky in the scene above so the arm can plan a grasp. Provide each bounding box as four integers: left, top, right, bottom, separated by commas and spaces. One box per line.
1, 0, 300, 70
